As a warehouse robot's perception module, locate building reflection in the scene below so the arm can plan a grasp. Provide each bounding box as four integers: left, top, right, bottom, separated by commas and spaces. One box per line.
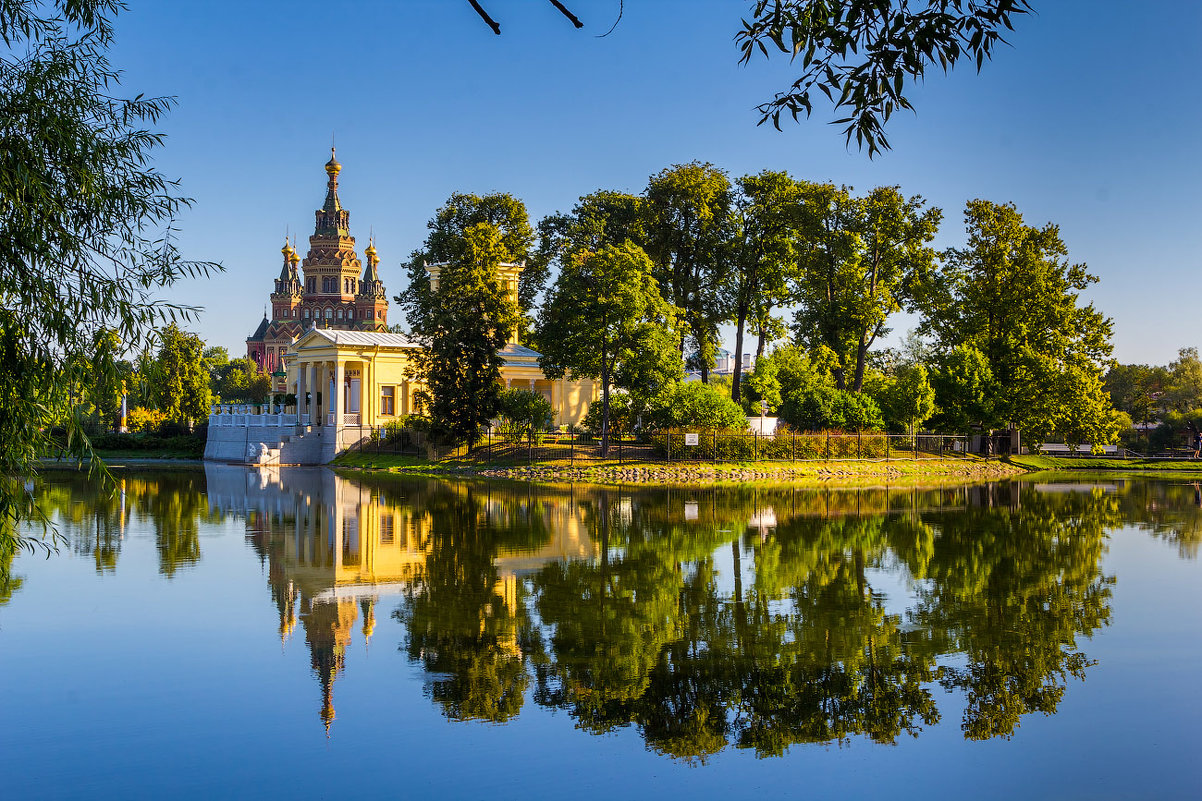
204, 464, 596, 732
198, 466, 1132, 755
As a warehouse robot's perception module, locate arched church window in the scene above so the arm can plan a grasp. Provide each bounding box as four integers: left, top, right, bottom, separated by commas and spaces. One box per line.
324, 307, 333, 319
303, 308, 310, 319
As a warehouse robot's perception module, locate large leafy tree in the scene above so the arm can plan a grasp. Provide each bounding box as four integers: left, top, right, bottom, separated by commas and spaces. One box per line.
643, 163, 735, 383
791, 183, 941, 392
537, 242, 681, 455
399, 192, 541, 339
151, 324, 211, 425
0, 0, 214, 539
728, 171, 802, 403
467, 1, 1033, 155
410, 223, 518, 451
920, 200, 1117, 444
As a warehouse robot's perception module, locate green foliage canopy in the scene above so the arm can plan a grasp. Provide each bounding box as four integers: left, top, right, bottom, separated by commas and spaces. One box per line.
537, 242, 682, 454
920, 200, 1117, 446
0, 0, 215, 539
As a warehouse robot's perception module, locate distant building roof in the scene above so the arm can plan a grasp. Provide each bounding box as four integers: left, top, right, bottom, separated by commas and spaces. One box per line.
300, 328, 420, 349
246, 315, 270, 342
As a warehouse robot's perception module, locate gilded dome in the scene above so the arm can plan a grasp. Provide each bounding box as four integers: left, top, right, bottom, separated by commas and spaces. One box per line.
324, 147, 341, 176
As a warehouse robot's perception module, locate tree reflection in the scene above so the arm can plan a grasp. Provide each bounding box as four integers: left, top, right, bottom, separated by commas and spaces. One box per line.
393, 482, 541, 723
6, 469, 1152, 757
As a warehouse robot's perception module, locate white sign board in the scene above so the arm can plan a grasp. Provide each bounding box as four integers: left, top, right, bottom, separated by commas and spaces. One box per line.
684, 501, 699, 521
684, 432, 700, 446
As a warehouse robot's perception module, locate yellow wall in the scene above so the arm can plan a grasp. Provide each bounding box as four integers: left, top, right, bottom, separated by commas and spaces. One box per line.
286, 342, 598, 428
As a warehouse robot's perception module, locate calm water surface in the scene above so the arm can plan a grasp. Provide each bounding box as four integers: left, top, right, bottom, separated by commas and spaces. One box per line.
2, 466, 1200, 799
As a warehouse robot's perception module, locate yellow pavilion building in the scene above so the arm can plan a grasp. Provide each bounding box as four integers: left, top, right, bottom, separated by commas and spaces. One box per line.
207, 151, 598, 464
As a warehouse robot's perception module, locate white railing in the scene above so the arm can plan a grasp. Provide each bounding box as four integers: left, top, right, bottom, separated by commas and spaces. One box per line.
207, 413, 298, 428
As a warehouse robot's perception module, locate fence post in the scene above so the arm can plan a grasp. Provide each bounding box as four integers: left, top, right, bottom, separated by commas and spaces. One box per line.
913, 432, 917, 461
570, 429, 574, 467
754, 430, 758, 461
858, 430, 862, 460
619, 433, 623, 466
826, 431, 831, 460
887, 434, 891, 462
792, 431, 795, 462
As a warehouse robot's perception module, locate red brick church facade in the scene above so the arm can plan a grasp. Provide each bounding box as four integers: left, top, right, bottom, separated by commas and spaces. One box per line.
246, 150, 388, 389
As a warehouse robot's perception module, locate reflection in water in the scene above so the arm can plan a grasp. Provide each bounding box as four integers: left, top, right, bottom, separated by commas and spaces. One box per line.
15, 467, 1192, 759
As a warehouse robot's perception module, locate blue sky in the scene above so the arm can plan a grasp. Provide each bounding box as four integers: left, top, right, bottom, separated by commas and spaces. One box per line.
108, 0, 1202, 365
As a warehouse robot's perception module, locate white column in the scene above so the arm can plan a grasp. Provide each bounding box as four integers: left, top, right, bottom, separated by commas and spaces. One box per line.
332, 359, 344, 426
298, 361, 308, 422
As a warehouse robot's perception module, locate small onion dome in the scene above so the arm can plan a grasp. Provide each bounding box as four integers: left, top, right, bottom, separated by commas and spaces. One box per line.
364, 240, 378, 263
289, 248, 300, 265
281, 239, 292, 256
324, 147, 341, 176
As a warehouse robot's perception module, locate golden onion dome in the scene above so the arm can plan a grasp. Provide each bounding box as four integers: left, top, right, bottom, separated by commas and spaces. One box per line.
281, 239, 292, 256
324, 147, 341, 176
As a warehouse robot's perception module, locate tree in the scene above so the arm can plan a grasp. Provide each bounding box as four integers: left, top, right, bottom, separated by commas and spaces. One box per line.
1166, 347, 1202, 414
151, 324, 211, 426
920, 200, 1117, 445
728, 171, 802, 403
791, 184, 940, 392
643, 163, 735, 383
411, 223, 518, 451
0, 1, 215, 540
400, 192, 540, 341
743, 343, 831, 414
736, 1, 1033, 155
879, 363, 936, 435
537, 242, 682, 455
928, 344, 994, 434
467, 1, 1034, 155
496, 388, 554, 442
216, 357, 272, 404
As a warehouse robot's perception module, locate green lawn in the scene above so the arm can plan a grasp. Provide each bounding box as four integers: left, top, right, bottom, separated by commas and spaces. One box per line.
1008, 454, 1202, 472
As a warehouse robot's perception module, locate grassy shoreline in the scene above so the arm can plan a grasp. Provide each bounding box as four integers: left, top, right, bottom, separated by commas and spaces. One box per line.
1006, 454, 1202, 473
330, 451, 1027, 486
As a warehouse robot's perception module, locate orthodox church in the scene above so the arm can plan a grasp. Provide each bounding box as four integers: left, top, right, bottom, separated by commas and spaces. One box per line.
211, 150, 598, 464
246, 148, 388, 390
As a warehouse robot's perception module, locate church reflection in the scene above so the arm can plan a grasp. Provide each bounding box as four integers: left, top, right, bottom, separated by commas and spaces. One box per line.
204, 464, 596, 732
198, 465, 1134, 756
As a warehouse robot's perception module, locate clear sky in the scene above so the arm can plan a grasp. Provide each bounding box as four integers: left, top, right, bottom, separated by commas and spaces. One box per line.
107, 0, 1202, 365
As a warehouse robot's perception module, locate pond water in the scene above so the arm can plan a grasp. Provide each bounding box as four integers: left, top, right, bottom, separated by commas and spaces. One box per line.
2, 466, 1200, 799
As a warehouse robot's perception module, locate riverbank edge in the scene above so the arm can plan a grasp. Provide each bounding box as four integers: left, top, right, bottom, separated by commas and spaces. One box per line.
329, 452, 1028, 486
1007, 454, 1202, 473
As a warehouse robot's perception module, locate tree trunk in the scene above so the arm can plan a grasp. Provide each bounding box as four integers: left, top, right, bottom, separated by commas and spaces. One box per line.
599, 343, 611, 458
732, 305, 748, 403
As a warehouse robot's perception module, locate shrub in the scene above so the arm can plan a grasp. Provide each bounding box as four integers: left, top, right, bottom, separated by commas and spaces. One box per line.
581, 392, 639, 438
126, 406, 166, 433
647, 427, 890, 460
645, 382, 748, 432
496, 389, 554, 443
779, 386, 884, 431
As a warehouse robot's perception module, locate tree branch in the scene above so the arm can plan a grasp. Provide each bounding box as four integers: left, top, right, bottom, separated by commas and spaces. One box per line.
467, 0, 501, 35
548, 0, 584, 29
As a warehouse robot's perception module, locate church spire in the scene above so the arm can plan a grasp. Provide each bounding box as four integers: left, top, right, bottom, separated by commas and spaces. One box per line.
323, 147, 342, 212
361, 237, 380, 283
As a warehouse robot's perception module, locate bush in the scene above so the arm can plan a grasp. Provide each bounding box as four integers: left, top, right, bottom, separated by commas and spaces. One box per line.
645, 382, 748, 432
581, 392, 639, 438
126, 406, 166, 433
496, 389, 554, 443
779, 386, 884, 431
88, 432, 205, 457
648, 428, 890, 460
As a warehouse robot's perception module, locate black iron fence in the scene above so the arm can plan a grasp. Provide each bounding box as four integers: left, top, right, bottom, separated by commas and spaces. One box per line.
346, 426, 991, 465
